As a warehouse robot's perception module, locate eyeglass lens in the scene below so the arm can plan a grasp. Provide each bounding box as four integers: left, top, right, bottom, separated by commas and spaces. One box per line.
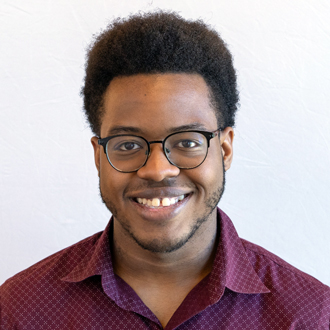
105, 132, 208, 172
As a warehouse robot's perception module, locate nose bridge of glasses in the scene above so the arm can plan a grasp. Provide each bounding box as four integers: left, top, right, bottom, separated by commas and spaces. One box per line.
141, 139, 179, 176
148, 140, 166, 155
148, 140, 163, 145
147, 139, 167, 156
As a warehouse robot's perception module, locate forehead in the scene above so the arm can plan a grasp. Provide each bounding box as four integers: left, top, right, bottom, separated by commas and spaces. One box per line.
100, 73, 218, 138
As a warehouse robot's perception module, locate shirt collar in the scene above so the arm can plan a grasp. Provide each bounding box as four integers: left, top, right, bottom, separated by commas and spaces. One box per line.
61, 220, 159, 322
61, 220, 114, 282
62, 208, 269, 299
213, 208, 270, 295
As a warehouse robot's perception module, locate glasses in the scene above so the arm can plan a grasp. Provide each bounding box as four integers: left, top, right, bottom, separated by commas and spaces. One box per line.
98, 129, 220, 173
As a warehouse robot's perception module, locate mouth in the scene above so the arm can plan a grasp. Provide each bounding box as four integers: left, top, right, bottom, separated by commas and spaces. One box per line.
133, 194, 189, 208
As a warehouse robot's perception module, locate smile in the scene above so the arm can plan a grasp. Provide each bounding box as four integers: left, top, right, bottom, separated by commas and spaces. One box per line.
136, 195, 185, 208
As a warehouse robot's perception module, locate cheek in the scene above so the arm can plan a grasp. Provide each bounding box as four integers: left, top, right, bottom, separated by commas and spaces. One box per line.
188, 152, 223, 193
99, 157, 126, 198
205, 151, 223, 184
202, 144, 223, 175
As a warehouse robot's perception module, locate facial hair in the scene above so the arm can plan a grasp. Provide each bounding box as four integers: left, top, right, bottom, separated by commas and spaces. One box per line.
100, 163, 225, 254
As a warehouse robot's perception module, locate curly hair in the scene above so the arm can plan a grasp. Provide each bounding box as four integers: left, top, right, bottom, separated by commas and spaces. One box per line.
82, 11, 239, 136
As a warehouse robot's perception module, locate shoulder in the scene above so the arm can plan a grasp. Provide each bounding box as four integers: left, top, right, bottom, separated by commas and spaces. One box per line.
241, 238, 328, 289
0, 231, 102, 299
241, 238, 330, 305
239, 239, 330, 328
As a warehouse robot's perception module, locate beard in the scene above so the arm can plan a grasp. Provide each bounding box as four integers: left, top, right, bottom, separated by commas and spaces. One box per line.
100, 164, 225, 254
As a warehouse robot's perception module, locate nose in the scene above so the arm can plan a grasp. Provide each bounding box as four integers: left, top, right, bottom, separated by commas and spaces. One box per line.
137, 143, 180, 181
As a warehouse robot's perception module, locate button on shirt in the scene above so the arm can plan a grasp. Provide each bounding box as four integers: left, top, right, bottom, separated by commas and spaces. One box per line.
1, 209, 330, 329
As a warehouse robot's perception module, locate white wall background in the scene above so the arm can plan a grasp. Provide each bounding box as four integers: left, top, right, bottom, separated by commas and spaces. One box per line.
0, 0, 329, 286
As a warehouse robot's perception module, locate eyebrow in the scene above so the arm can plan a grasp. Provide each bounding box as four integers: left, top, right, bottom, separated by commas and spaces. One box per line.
106, 123, 208, 137
168, 123, 207, 133
106, 126, 142, 136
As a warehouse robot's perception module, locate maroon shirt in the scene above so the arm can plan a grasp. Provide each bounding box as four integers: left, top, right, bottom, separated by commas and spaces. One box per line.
1, 209, 329, 329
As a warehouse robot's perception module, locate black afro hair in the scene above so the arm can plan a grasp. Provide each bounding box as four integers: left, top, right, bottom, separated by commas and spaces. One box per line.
82, 11, 239, 136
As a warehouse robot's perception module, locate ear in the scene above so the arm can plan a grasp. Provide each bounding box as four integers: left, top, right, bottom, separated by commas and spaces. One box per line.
91, 136, 101, 177
220, 127, 234, 171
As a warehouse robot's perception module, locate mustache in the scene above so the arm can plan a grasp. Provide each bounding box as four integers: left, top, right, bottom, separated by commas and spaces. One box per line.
122, 178, 196, 195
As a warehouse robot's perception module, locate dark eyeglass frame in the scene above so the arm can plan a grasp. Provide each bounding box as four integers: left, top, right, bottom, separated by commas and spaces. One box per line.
98, 128, 221, 173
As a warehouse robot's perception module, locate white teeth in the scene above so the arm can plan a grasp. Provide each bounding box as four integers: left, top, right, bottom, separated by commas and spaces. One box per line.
152, 198, 160, 206
162, 198, 171, 206
136, 195, 186, 207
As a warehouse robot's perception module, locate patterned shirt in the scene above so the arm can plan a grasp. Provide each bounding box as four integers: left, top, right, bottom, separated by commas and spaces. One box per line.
1, 209, 329, 329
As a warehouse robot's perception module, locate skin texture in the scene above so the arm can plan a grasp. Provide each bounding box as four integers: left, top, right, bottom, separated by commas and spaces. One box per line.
91, 73, 234, 327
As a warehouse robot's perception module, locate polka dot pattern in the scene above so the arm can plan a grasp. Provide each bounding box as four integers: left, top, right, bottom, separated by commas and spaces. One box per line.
1, 209, 329, 329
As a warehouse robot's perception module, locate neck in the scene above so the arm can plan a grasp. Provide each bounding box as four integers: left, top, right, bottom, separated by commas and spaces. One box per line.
112, 211, 219, 287
111, 210, 219, 328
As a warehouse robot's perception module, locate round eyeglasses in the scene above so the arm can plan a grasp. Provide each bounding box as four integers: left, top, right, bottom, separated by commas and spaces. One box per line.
98, 129, 221, 173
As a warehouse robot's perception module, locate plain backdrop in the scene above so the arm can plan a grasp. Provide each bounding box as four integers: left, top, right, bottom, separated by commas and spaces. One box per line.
0, 0, 329, 286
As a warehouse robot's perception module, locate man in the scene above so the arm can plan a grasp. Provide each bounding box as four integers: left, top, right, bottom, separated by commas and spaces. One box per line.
0, 11, 329, 330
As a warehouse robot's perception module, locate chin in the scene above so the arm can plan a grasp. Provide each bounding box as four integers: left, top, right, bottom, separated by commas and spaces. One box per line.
130, 231, 196, 253
99, 166, 225, 254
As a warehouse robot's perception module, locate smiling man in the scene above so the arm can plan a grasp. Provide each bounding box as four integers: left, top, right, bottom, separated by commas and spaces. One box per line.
1, 11, 329, 330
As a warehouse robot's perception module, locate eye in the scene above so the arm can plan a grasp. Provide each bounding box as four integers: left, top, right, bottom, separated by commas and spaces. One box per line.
176, 139, 202, 149
118, 142, 142, 151
177, 140, 198, 148
166, 132, 206, 154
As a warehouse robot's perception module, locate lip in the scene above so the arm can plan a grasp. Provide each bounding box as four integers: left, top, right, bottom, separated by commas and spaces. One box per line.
129, 193, 192, 222
127, 187, 192, 200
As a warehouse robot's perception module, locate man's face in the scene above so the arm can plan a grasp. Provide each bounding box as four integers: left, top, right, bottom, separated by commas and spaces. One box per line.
92, 73, 233, 253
